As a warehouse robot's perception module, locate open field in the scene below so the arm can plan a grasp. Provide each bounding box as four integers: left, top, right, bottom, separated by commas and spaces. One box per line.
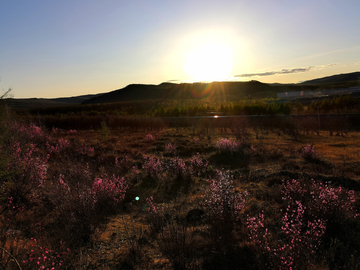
1, 116, 360, 269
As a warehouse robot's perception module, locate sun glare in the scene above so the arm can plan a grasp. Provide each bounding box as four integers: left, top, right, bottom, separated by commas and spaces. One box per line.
184, 43, 233, 82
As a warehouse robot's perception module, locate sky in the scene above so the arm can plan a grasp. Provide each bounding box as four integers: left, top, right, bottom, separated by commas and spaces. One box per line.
1, 0, 360, 98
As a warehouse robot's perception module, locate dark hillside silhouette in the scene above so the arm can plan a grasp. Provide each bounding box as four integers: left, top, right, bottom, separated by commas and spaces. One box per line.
301, 71, 360, 85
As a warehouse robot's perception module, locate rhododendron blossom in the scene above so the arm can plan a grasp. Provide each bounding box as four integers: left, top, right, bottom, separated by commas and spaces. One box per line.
215, 138, 241, 153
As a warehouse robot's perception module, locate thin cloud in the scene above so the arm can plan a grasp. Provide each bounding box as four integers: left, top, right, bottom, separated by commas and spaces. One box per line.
295, 45, 360, 61
235, 66, 314, 78
165, 80, 181, 83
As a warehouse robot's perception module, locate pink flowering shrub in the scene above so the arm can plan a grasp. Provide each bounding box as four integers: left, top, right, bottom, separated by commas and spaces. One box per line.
67, 129, 77, 135
247, 201, 326, 269
6, 141, 48, 202
193, 137, 200, 144
145, 134, 155, 141
76, 143, 94, 155
247, 178, 358, 269
146, 196, 166, 233
201, 170, 248, 248
165, 143, 177, 156
47, 165, 128, 246
189, 153, 208, 176
46, 138, 70, 155
21, 237, 70, 270
281, 178, 358, 220
215, 138, 241, 154
92, 173, 128, 213
169, 157, 188, 179
51, 180, 101, 245
301, 144, 317, 161
142, 155, 165, 180
202, 170, 248, 220
9, 122, 49, 145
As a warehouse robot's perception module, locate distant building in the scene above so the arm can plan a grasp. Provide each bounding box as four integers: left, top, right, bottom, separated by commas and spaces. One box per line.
277, 87, 360, 99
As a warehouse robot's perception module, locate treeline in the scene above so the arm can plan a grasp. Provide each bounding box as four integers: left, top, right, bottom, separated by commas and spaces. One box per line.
308, 95, 360, 113
26, 98, 293, 117
25, 112, 360, 136
21, 94, 360, 118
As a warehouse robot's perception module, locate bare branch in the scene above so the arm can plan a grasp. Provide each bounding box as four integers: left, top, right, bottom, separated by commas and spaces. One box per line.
0, 247, 22, 270
0, 88, 13, 99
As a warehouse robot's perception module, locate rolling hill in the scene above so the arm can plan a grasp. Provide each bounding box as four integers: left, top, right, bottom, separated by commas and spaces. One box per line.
81, 81, 313, 105
3, 71, 360, 110
301, 71, 360, 85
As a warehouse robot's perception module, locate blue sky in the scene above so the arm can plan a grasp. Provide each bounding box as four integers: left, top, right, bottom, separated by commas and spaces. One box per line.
1, 0, 359, 98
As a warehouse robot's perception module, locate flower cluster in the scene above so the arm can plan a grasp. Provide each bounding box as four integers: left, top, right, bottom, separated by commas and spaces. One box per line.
8, 141, 48, 189
76, 143, 94, 155
247, 201, 326, 269
189, 153, 208, 176
202, 170, 248, 221
142, 155, 165, 180
169, 157, 187, 178
247, 178, 358, 269
165, 143, 177, 155
10, 123, 48, 144
215, 138, 241, 154
301, 144, 317, 160
145, 134, 155, 141
22, 238, 70, 270
92, 174, 128, 205
46, 138, 70, 155
146, 196, 165, 233
282, 178, 358, 219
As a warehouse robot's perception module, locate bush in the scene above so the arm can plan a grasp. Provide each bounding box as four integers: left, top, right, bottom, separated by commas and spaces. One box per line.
215, 138, 241, 154
301, 144, 317, 161
201, 170, 248, 249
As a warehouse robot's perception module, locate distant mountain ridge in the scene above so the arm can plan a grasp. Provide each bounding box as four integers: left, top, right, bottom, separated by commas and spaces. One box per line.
2, 94, 102, 110
301, 71, 360, 85
3, 71, 359, 110
82, 71, 360, 105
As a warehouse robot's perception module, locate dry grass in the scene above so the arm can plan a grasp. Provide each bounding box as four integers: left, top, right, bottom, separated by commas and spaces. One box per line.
2, 125, 360, 269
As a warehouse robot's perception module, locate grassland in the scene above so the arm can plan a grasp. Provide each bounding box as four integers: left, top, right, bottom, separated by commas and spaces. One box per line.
1, 112, 360, 269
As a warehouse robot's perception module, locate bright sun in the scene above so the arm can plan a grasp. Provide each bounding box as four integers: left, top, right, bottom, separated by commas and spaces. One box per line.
184, 43, 233, 82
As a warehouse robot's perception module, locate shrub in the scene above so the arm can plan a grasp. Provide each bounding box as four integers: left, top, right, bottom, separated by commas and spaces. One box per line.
100, 121, 110, 140
145, 134, 155, 141
201, 170, 248, 249
6, 141, 48, 204
189, 153, 208, 177
46, 138, 70, 155
247, 201, 326, 269
169, 157, 188, 179
145, 196, 166, 234
281, 178, 358, 220
247, 178, 358, 269
67, 129, 77, 135
142, 155, 165, 181
165, 143, 177, 156
301, 144, 317, 161
215, 138, 241, 154
92, 173, 128, 213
